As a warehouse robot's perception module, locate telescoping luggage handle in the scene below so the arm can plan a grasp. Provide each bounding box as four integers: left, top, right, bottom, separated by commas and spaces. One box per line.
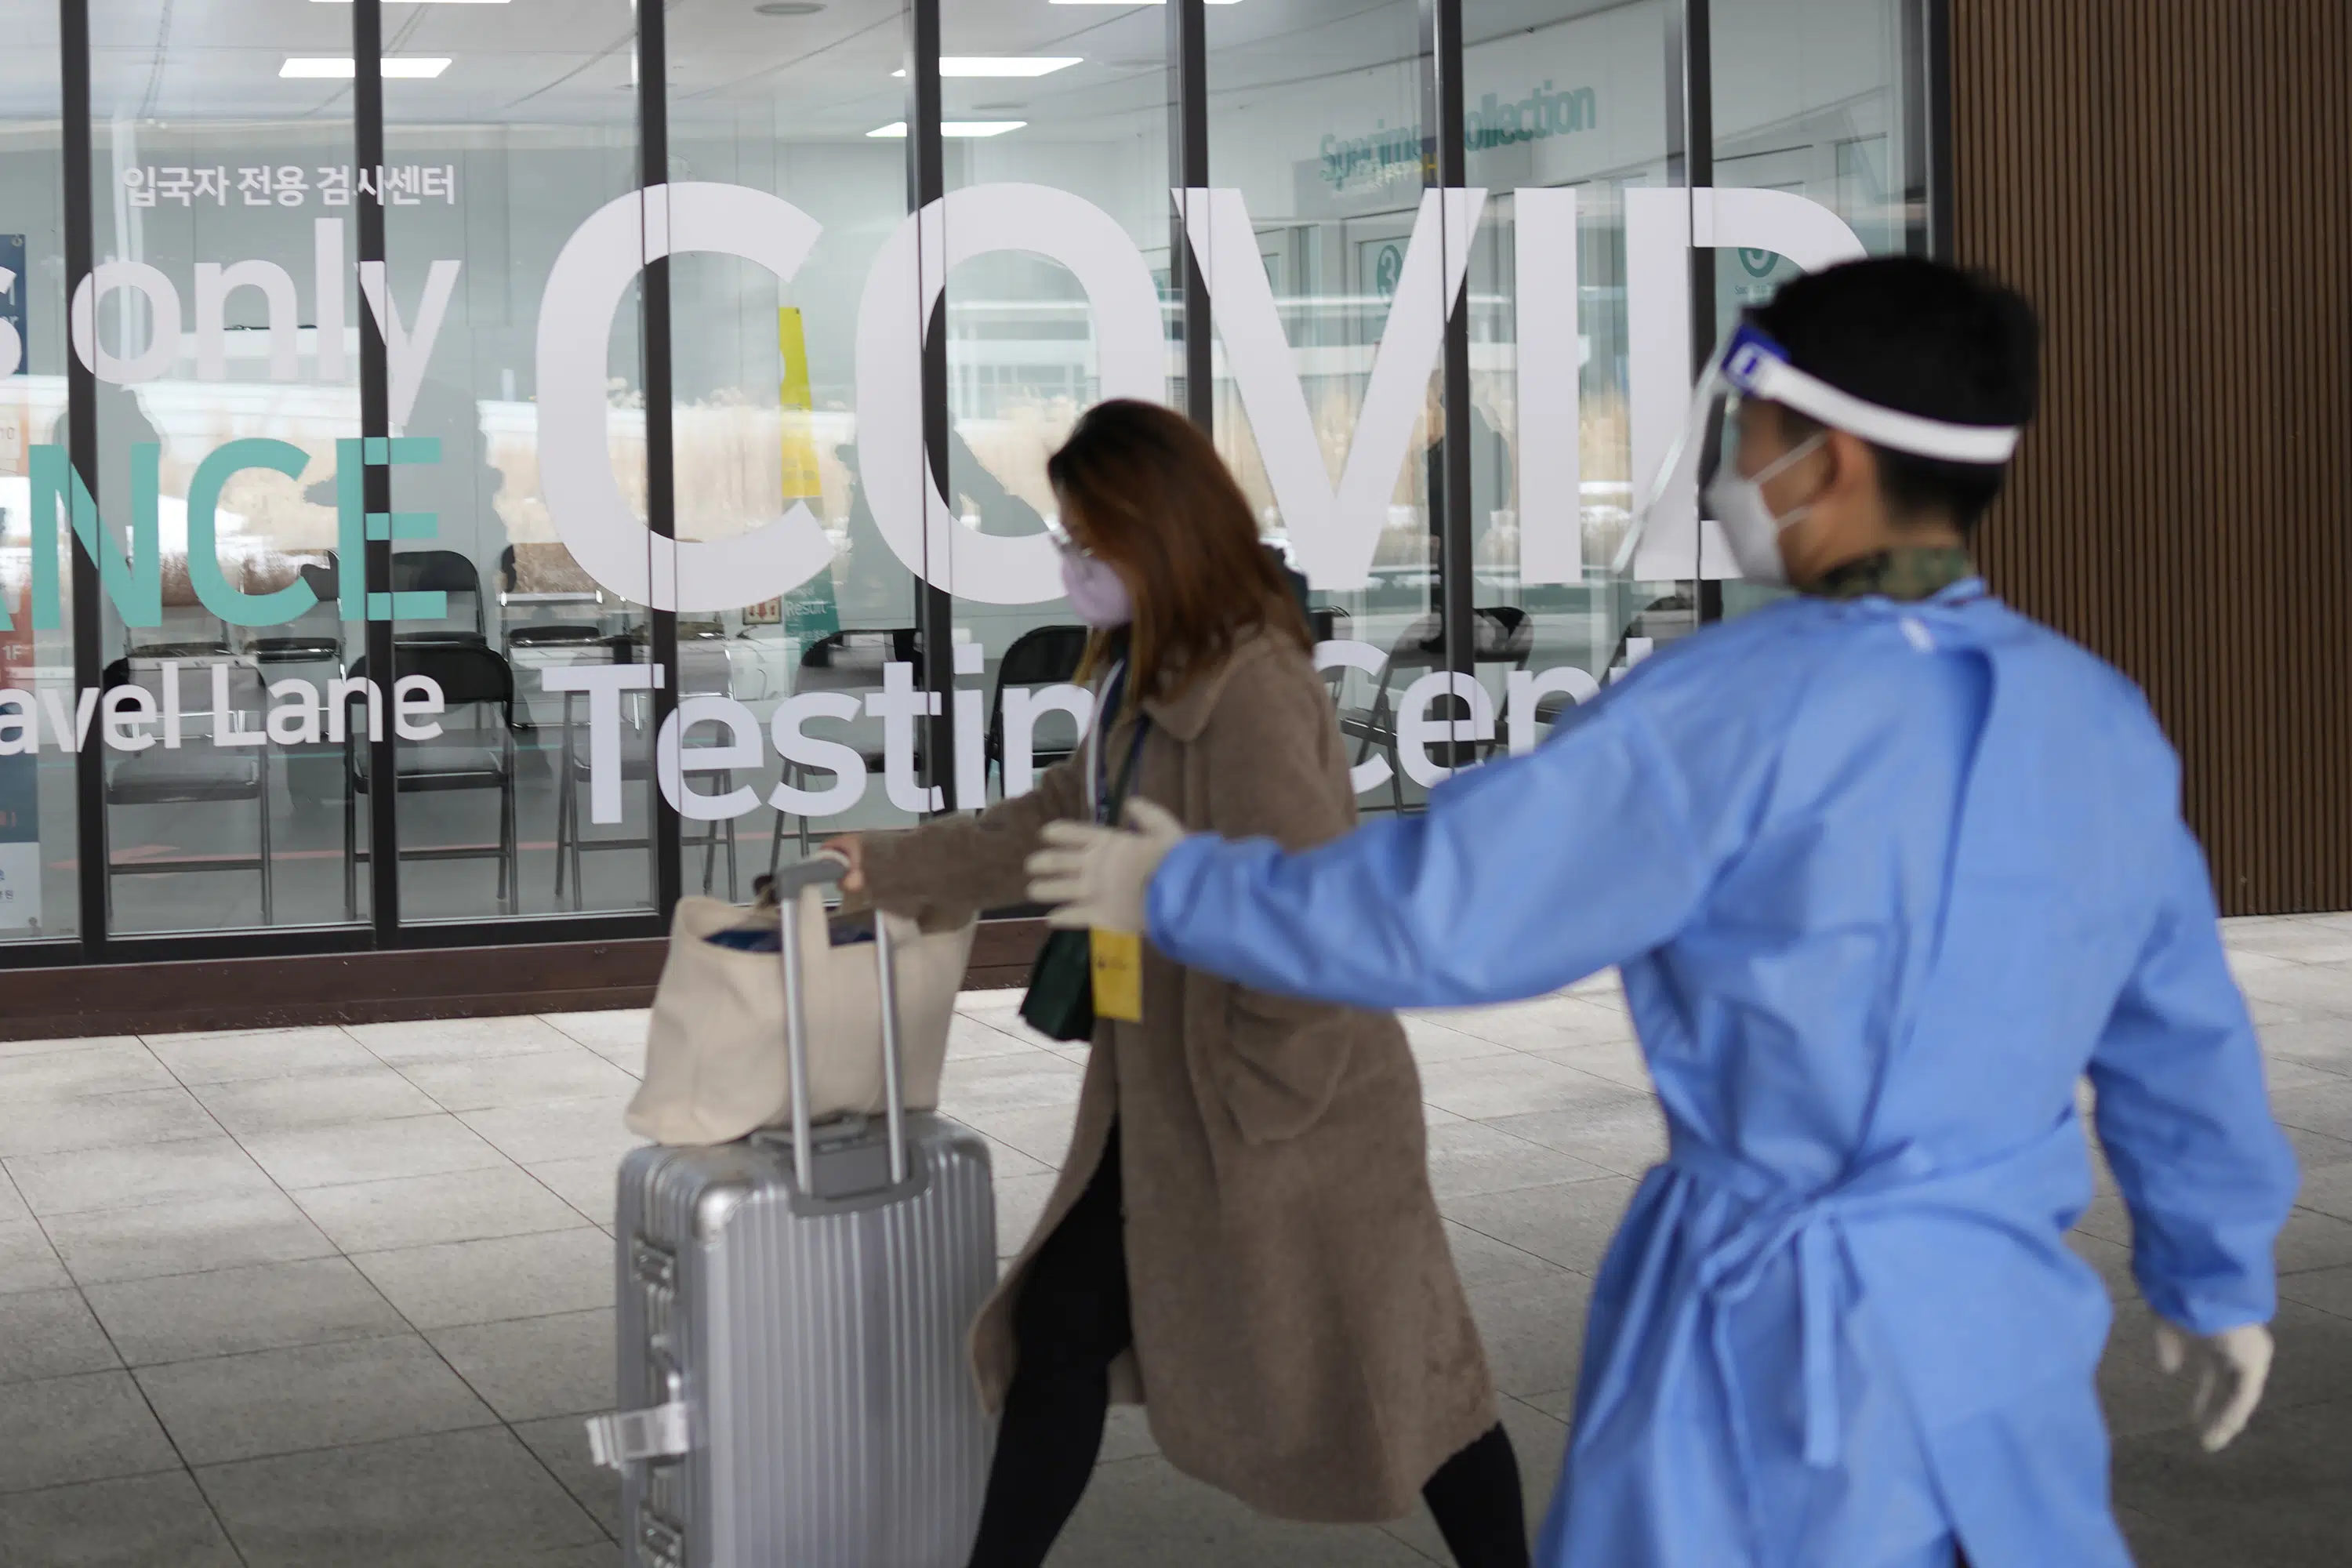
770, 854, 910, 1198
584, 858, 911, 1475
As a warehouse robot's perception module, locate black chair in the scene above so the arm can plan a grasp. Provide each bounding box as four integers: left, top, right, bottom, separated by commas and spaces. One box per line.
1337, 607, 1534, 815
985, 625, 1091, 795
343, 643, 519, 917
1609, 591, 1695, 671
242, 558, 350, 811
1308, 606, 1352, 700
390, 549, 488, 647
508, 623, 611, 653
552, 635, 743, 908
125, 575, 231, 660
1530, 593, 1693, 737
100, 655, 274, 924
768, 628, 924, 873
805, 627, 923, 670
247, 557, 344, 666
250, 550, 495, 662
128, 564, 233, 662
499, 543, 612, 653
125, 634, 234, 659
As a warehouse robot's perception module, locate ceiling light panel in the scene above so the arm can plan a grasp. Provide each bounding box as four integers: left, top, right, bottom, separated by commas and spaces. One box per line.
867, 121, 1027, 139
891, 58, 1081, 78
280, 57, 453, 78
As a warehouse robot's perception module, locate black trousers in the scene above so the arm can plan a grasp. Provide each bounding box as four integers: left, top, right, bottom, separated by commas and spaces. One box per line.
966, 1126, 1531, 1568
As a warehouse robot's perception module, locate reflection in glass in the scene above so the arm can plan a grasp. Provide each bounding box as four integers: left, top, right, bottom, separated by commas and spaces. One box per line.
1461, 0, 1693, 736
84, 0, 364, 932
383, 0, 648, 921
0, 7, 73, 938
1207, 0, 1452, 813
1711, 0, 1932, 620
942, 0, 1165, 811
661, 1, 916, 880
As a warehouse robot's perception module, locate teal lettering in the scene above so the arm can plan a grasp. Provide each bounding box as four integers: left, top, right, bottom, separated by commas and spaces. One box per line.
1327, 82, 1591, 179
333, 441, 366, 620
188, 438, 318, 628
29, 443, 161, 630
1452, 83, 1597, 159
333, 435, 448, 621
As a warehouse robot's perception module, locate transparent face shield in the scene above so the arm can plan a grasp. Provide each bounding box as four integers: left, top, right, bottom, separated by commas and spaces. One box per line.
1608, 319, 1746, 578
1613, 319, 2026, 579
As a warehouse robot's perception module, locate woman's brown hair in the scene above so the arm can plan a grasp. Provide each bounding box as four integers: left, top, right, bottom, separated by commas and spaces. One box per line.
1046, 398, 1310, 706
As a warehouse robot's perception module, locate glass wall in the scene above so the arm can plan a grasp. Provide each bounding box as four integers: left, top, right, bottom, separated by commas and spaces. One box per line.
942, 0, 1167, 811
9, 0, 1943, 963
1713, 0, 1928, 281
0, 5, 72, 942
1465, 0, 1694, 764
1710, 0, 1931, 618
666, 0, 914, 884
1206, 0, 1443, 813
382, 0, 648, 923
86, 0, 363, 933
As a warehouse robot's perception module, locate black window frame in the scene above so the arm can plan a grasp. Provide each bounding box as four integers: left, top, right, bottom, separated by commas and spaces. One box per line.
8, 0, 1951, 970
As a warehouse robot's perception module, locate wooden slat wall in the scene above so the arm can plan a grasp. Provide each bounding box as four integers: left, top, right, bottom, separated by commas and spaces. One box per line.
1951, 0, 2352, 913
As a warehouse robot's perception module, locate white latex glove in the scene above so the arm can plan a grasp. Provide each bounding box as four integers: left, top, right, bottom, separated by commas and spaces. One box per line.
1024, 799, 1186, 934
2154, 1319, 2273, 1452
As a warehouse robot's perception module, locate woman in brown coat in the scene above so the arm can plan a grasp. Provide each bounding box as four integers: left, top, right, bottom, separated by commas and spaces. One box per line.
833, 399, 1526, 1568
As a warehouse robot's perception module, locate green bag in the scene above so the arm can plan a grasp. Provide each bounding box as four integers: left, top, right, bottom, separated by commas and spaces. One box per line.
1018, 926, 1098, 1042
1019, 671, 1149, 1043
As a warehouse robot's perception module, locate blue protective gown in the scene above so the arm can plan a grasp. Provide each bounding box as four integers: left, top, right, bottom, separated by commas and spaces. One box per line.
1144, 583, 2298, 1568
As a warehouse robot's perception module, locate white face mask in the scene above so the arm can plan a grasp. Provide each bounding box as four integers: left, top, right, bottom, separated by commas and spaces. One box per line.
1703, 431, 1827, 586
1058, 550, 1133, 630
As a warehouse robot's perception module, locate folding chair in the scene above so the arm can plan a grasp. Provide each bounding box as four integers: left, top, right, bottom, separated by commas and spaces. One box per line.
343, 643, 520, 917
1336, 607, 1533, 814
102, 655, 275, 924
985, 624, 1091, 795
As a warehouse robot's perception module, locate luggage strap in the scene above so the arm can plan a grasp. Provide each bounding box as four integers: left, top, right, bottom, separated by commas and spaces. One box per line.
584, 1403, 692, 1469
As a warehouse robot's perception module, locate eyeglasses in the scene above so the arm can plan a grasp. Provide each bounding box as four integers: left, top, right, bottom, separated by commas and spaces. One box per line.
1044, 516, 1094, 560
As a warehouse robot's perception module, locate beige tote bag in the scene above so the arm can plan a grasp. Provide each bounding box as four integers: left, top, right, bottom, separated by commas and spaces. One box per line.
629, 888, 976, 1146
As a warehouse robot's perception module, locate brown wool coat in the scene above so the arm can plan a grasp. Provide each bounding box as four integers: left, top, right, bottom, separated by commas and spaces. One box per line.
858, 628, 1499, 1524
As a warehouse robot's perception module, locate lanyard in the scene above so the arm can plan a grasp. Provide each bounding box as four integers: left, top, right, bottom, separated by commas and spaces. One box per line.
1086, 661, 1151, 825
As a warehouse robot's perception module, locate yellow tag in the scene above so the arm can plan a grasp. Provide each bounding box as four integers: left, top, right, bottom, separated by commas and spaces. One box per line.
1089, 928, 1145, 1023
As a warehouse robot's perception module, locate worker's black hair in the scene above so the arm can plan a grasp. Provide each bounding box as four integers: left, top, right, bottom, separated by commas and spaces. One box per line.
1748, 256, 2039, 532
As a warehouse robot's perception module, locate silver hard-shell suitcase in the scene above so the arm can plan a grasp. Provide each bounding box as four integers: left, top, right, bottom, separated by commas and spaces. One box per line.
588, 858, 997, 1567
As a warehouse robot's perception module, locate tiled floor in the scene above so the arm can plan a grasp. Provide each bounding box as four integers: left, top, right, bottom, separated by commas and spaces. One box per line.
4, 916, 2351, 1566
